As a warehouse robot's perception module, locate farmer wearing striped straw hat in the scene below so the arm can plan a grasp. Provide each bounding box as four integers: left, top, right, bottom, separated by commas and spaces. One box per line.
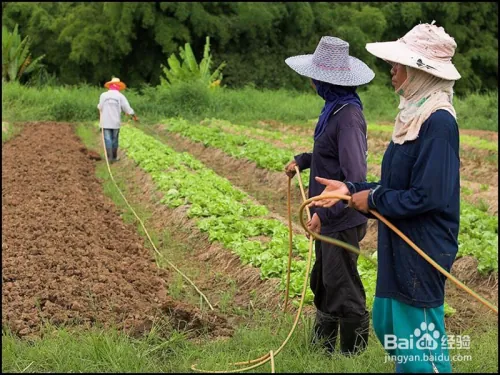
97, 77, 138, 162
284, 36, 375, 356
310, 22, 461, 373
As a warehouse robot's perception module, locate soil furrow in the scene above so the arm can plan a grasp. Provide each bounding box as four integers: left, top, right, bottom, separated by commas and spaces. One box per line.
2, 122, 228, 339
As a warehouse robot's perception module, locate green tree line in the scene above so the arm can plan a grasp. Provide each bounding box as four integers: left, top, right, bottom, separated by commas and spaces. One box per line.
2, 2, 497, 95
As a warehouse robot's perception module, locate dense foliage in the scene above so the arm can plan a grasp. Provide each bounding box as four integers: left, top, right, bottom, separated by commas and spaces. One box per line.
2, 2, 497, 95
2, 24, 45, 82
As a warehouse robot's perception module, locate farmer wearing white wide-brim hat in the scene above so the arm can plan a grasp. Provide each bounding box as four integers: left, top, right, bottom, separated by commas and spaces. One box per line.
310, 22, 461, 373
97, 77, 138, 162
284, 36, 375, 356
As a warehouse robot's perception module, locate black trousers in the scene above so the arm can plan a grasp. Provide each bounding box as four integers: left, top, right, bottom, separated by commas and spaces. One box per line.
310, 223, 368, 318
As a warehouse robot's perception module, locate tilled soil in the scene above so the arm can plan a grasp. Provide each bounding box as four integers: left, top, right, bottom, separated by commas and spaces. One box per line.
2, 122, 229, 338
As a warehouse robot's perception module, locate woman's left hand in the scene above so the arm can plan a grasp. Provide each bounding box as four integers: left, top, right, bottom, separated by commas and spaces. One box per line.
349, 190, 370, 213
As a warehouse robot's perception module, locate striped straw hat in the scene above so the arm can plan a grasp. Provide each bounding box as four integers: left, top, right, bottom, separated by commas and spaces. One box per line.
285, 36, 375, 86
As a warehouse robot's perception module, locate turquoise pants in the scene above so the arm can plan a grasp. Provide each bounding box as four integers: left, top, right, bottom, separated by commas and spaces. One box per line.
373, 297, 452, 373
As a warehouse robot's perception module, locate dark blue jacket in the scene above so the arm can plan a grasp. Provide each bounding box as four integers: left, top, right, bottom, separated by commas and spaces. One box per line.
347, 110, 460, 308
295, 103, 368, 234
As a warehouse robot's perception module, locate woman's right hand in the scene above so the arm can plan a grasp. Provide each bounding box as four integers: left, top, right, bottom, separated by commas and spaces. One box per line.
308, 177, 349, 208
285, 160, 298, 178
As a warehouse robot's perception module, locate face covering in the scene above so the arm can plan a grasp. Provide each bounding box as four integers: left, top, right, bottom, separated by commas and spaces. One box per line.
312, 79, 362, 140
109, 83, 121, 91
393, 66, 456, 144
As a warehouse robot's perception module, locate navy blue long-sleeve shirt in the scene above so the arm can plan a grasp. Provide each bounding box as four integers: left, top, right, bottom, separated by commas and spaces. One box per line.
347, 110, 460, 308
294, 103, 368, 234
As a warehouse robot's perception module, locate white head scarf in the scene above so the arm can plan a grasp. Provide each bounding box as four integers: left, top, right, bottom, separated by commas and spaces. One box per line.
392, 66, 456, 144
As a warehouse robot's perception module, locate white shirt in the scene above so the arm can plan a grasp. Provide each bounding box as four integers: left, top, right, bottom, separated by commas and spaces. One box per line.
97, 90, 135, 129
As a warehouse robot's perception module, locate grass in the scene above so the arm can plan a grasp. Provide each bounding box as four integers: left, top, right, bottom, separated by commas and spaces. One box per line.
3, 314, 498, 373
3, 81, 498, 131
368, 124, 498, 152
1, 121, 20, 142
460, 135, 498, 152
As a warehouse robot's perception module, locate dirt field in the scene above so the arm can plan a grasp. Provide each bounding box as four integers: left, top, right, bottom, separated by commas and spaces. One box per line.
1, 122, 227, 339
2, 121, 496, 342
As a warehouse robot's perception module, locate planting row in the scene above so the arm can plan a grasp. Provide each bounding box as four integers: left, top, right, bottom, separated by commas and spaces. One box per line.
117, 124, 461, 314
459, 201, 498, 273
119, 125, 322, 304
368, 124, 498, 152
157, 118, 498, 273
160, 118, 380, 188
200, 118, 385, 165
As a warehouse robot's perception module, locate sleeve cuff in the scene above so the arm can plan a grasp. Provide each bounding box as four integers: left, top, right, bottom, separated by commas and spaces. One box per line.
368, 185, 382, 209
293, 155, 303, 171
345, 181, 356, 195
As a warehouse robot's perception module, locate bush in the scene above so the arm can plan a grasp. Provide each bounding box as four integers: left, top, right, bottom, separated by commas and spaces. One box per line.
2, 82, 498, 131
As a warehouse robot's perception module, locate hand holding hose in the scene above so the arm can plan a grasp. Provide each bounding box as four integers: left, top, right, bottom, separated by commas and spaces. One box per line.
285, 160, 298, 178
348, 190, 370, 213
308, 177, 349, 208
305, 213, 321, 239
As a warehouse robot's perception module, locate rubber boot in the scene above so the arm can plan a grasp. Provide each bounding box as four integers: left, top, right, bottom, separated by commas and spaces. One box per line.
339, 311, 370, 356
311, 309, 339, 354
112, 147, 120, 161
106, 148, 114, 162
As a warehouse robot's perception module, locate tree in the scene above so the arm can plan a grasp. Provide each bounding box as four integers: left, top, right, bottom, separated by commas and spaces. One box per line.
2, 24, 45, 83
2, 2, 497, 94
160, 37, 226, 88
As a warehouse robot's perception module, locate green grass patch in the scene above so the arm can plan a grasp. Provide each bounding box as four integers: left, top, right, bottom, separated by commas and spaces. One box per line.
1, 121, 20, 142
2, 314, 497, 373
3, 82, 498, 131
460, 135, 498, 152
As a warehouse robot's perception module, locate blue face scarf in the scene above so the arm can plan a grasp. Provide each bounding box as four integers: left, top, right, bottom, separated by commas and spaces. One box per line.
312, 79, 363, 140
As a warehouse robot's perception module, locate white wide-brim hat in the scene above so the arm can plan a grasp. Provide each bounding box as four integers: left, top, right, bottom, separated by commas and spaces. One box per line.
366, 22, 461, 80
285, 36, 375, 86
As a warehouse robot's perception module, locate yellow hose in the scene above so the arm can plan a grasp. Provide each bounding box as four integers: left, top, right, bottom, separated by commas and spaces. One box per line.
100, 128, 214, 310
299, 192, 498, 315
99, 121, 497, 371
192, 167, 497, 373
191, 169, 315, 373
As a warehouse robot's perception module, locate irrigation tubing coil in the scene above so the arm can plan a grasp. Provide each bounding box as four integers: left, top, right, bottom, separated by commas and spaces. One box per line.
100, 125, 497, 373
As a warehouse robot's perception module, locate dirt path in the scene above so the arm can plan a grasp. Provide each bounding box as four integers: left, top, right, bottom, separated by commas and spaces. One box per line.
2, 122, 228, 339
107, 155, 283, 315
